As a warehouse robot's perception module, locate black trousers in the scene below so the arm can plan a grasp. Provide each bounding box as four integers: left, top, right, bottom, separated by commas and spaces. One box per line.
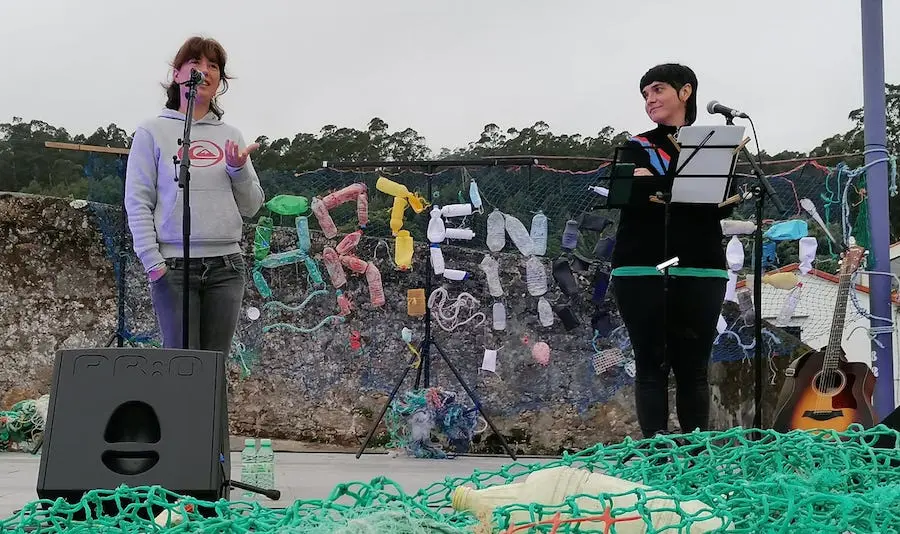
613, 275, 727, 438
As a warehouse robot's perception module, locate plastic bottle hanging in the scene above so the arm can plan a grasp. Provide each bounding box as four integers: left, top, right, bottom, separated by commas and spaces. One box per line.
479, 255, 503, 297
525, 256, 548, 296
311, 197, 337, 238
775, 282, 803, 326
365, 262, 385, 307
441, 203, 473, 218
561, 219, 579, 251
357, 191, 369, 228
486, 209, 506, 252
430, 244, 445, 275
295, 216, 312, 253
443, 269, 469, 281
427, 207, 446, 243
726, 236, 744, 271
322, 247, 346, 287
336, 290, 352, 316
340, 255, 369, 274
336, 230, 362, 256
254, 216, 273, 261
530, 211, 548, 256
537, 297, 553, 327
504, 213, 535, 256
395, 230, 414, 270
390, 197, 408, 236
445, 227, 475, 241
492, 302, 507, 331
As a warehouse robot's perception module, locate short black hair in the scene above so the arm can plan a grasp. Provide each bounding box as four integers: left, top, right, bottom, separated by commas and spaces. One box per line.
640, 63, 698, 125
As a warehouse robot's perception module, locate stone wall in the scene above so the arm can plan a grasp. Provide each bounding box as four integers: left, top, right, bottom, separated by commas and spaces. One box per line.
0, 192, 791, 455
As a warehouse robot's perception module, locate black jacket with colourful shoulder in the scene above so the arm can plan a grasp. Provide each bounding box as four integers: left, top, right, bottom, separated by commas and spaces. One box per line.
610, 124, 731, 272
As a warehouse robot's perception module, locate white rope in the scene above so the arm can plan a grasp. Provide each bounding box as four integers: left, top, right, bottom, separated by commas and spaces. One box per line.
427, 287, 486, 332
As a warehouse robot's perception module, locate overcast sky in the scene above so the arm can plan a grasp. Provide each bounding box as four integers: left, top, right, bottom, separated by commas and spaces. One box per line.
1, 0, 898, 155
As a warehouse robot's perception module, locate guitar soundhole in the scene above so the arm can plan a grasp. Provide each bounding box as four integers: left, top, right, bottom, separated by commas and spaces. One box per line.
813, 370, 847, 396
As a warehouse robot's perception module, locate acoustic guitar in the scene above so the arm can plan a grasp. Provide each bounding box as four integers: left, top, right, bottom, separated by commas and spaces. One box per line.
772, 246, 877, 432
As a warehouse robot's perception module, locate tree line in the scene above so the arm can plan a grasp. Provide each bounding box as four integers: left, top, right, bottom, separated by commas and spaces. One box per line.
0, 84, 897, 236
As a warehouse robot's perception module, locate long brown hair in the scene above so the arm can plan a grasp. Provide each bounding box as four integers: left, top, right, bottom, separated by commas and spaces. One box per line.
164, 36, 231, 119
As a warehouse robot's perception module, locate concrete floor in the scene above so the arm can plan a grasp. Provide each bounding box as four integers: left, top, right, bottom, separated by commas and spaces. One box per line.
0, 451, 534, 521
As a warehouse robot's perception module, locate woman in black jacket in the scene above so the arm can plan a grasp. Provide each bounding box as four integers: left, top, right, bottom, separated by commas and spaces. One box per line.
612, 63, 729, 438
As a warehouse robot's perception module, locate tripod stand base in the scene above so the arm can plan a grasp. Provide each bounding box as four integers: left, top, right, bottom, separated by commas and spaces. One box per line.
356, 340, 517, 461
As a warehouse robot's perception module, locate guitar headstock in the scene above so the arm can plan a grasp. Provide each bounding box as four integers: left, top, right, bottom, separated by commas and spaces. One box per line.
838, 246, 866, 275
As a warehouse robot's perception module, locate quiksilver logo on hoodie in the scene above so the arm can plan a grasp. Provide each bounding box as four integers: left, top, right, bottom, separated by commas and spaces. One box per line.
177, 140, 224, 167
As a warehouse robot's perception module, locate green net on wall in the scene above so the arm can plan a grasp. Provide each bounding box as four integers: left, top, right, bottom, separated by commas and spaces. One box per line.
3, 425, 899, 533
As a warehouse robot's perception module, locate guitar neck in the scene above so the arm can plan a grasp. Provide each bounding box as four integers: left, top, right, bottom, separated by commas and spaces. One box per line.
824, 271, 852, 371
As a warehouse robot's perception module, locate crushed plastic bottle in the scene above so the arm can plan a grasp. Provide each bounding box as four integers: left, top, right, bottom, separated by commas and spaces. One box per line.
530, 211, 548, 256
486, 209, 506, 252
525, 256, 547, 296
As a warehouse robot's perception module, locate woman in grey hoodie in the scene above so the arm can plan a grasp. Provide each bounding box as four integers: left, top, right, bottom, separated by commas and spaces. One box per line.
124, 36, 264, 355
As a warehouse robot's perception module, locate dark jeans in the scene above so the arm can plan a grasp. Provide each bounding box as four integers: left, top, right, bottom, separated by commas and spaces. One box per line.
149, 253, 247, 357
613, 275, 726, 438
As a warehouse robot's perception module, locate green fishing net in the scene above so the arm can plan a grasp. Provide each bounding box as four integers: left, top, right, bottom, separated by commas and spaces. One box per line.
2, 425, 898, 533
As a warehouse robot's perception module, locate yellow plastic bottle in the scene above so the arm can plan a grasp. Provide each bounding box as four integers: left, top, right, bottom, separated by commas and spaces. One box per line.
390, 196, 408, 236
376, 176, 410, 198
395, 230, 414, 271
451, 466, 728, 533
377, 176, 426, 214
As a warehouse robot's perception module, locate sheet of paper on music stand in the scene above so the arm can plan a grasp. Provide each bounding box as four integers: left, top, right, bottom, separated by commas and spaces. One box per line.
671, 124, 746, 204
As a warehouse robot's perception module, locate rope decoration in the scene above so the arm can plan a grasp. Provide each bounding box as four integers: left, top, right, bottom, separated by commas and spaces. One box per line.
426, 288, 486, 332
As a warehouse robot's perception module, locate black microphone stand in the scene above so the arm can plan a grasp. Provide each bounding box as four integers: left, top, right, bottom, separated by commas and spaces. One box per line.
724, 115, 785, 431
173, 70, 203, 350
217, 453, 281, 501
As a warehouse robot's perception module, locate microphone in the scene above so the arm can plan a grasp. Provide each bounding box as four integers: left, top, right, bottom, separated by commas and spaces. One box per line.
707, 100, 748, 119
187, 68, 205, 85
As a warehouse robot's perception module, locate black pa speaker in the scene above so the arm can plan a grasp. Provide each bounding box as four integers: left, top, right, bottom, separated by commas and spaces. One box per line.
36, 347, 231, 507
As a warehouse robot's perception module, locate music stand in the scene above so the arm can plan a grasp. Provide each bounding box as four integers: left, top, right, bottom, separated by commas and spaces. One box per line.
609, 125, 745, 414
